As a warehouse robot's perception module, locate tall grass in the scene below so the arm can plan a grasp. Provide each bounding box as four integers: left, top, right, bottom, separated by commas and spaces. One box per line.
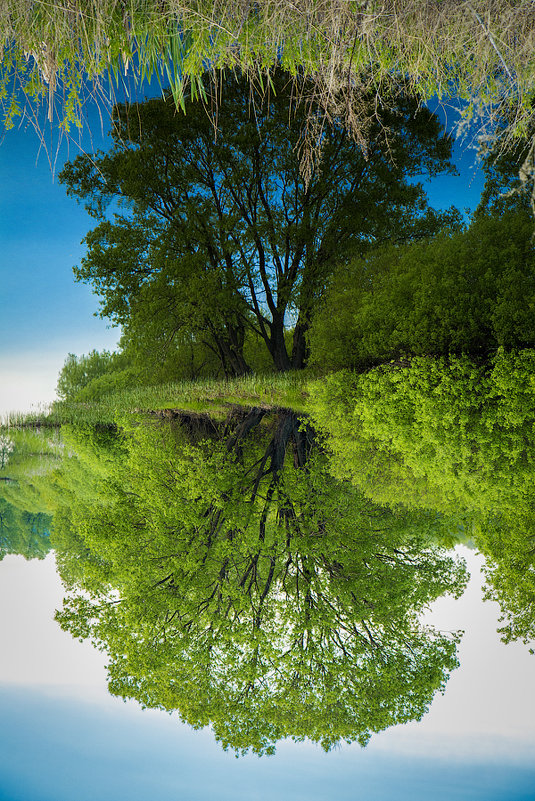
0, 372, 311, 428
101, 371, 311, 411
2, 2, 535, 156
0, 404, 58, 429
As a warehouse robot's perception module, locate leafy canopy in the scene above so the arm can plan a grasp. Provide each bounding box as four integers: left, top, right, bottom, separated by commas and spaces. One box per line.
59, 70, 459, 375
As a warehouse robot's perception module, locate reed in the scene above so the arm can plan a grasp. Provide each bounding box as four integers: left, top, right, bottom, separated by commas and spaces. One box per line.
1, 2, 535, 152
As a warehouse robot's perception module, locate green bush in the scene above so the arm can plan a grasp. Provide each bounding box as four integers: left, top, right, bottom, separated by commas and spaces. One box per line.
56, 349, 133, 401
307, 350, 535, 645
309, 212, 535, 371
308, 350, 535, 519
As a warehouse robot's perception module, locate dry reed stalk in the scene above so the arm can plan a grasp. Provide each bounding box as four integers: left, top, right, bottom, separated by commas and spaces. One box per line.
2, 1, 535, 170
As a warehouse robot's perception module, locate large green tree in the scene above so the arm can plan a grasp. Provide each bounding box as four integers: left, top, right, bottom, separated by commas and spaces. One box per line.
53, 409, 467, 754
59, 71, 459, 375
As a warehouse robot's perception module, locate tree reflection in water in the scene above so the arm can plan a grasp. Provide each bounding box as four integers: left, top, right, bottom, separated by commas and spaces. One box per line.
48, 408, 467, 754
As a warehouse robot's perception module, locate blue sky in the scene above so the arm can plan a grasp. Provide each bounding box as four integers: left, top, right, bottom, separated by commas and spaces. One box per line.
0, 123, 116, 353
0, 109, 120, 414
0, 95, 486, 415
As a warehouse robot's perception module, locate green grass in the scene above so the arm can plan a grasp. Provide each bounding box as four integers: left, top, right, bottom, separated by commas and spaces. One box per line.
2, 1, 535, 158
1, 372, 312, 429
106, 371, 311, 410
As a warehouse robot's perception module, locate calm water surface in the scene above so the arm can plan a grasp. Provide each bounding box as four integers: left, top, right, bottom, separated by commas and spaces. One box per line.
1, 386, 534, 800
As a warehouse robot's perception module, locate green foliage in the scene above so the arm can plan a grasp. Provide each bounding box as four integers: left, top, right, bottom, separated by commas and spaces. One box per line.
56, 349, 134, 402
52, 412, 467, 754
118, 326, 223, 385
73, 368, 136, 402
59, 70, 458, 374
309, 212, 535, 371
0, 498, 51, 560
0, 428, 64, 512
475, 135, 535, 219
0, 422, 123, 521
478, 513, 535, 650
308, 350, 535, 517
113, 320, 280, 385
0, 428, 64, 559
308, 350, 535, 646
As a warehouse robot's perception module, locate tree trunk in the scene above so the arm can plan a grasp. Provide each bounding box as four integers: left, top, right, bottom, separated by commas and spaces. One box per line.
210, 321, 252, 378
264, 313, 292, 372
291, 313, 310, 370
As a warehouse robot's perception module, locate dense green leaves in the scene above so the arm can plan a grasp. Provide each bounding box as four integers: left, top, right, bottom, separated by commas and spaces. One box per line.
309, 212, 535, 371
309, 350, 535, 515
479, 514, 535, 650
308, 350, 535, 645
56, 350, 135, 402
0, 498, 50, 561
59, 70, 459, 375
51, 411, 466, 754
0, 430, 57, 559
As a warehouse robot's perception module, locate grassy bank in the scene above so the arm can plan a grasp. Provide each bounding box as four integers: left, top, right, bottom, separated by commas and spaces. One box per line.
1, 371, 311, 428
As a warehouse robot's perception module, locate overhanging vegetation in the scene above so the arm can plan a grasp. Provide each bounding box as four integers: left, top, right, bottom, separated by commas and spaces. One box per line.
2, 1, 535, 156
